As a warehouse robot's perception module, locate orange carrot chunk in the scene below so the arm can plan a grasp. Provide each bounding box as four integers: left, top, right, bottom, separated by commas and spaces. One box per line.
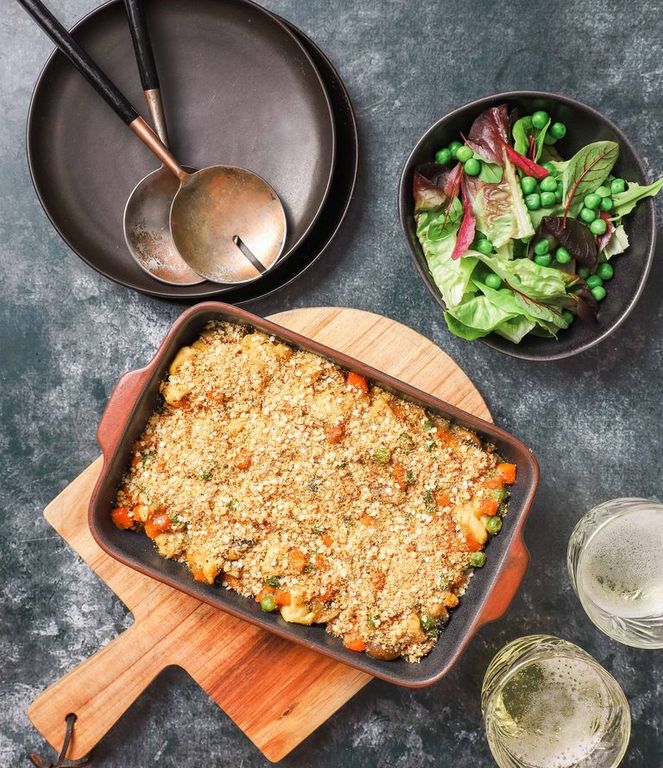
288, 548, 308, 574
111, 506, 134, 530
275, 590, 291, 606
464, 534, 483, 552
436, 428, 454, 443
496, 463, 517, 484
344, 637, 367, 652
144, 512, 172, 539
347, 372, 369, 393
392, 461, 408, 491
479, 497, 500, 517
192, 568, 207, 582
315, 554, 330, 571
325, 423, 346, 444
235, 449, 252, 470
483, 476, 504, 490
434, 490, 450, 507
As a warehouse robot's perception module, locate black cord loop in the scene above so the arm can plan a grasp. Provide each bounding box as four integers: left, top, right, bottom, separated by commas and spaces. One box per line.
28, 713, 91, 768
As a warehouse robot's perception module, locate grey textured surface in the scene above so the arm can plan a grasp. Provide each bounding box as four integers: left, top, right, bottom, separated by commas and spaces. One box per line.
1, 0, 662, 765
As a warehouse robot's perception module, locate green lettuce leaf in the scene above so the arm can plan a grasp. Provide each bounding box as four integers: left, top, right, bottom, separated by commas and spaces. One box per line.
512, 116, 550, 162
416, 206, 478, 308
444, 295, 518, 340
464, 156, 534, 248
475, 253, 574, 300
612, 177, 663, 217
478, 161, 503, 183
494, 316, 537, 343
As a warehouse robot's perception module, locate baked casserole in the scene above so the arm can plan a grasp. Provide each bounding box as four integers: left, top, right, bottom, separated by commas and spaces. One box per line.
112, 321, 516, 662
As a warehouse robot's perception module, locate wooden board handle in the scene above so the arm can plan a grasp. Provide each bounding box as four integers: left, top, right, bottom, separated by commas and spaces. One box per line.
28, 622, 172, 760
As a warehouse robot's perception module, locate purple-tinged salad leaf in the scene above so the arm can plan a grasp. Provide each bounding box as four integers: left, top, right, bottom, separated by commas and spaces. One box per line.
464, 105, 511, 163
413, 163, 452, 212
443, 162, 464, 199
414, 170, 478, 307
462, 105, 534, 247
596, 212, 614, 252
611, 177, 663, 217
542, 216, 597, 268
571, 283, 599, 323
450, 180, 476, 260
601, 225, 629, 260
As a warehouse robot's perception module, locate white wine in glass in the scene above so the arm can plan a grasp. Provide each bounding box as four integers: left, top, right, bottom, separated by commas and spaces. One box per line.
568, 498, 663, 648
482, 635, 630, 768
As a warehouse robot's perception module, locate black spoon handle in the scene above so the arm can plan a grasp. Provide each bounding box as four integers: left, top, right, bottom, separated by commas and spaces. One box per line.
17, 0, 137, 125
123, 0, 159, 91
123, 0, 169, 145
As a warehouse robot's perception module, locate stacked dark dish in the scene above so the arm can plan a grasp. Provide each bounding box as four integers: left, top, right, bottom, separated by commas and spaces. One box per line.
27, 0, 358, 302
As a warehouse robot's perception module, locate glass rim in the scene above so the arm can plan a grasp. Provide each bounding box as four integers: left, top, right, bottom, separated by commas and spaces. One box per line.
481, 634, 628, 713
482, 634, 631, 768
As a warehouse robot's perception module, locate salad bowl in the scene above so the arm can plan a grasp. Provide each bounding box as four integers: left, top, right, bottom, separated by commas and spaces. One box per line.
399, 91, 657, 361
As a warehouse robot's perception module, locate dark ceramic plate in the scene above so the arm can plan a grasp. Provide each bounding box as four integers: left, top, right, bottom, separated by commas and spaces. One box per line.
221, 16, 358, 305
26, 0, 336, 298
89, 302, 539, 687
399, 91, 657, 361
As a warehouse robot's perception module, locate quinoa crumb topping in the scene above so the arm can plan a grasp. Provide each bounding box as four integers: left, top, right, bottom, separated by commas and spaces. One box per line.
112, 321, 514, 662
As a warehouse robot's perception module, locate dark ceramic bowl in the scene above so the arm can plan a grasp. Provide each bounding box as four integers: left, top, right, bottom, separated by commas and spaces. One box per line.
89, 302, 539, 687
399, 91, 657, 361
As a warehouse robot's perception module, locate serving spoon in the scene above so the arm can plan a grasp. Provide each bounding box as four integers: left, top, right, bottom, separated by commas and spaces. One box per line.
122, 0, 203, 286
19, 0, 287, 284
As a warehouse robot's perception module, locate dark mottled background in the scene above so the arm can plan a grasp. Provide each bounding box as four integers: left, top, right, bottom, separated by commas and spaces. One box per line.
2, 0, 662, 765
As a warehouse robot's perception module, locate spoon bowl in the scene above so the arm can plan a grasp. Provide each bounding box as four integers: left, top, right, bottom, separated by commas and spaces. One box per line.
124, 164, 203, 285
170, 166, 287, 283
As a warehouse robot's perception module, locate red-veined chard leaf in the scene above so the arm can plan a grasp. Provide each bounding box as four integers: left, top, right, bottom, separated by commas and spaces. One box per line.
503, 145, 549, 180
451, 179, 476, 260
558, 141, 619, 218
542, 216, 598, 268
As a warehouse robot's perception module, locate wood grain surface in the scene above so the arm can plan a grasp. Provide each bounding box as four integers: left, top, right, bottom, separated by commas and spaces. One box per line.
28, 307, 491, 762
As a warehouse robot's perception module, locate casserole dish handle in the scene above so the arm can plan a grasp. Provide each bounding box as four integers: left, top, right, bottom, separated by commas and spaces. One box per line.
478, 534, 529, 626
97, 367, 151, 458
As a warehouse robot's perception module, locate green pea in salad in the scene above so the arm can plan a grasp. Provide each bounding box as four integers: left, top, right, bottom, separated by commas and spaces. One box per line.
413, 105, 663, 342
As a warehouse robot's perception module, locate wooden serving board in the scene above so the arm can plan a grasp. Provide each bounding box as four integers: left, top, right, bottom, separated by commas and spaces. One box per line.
29, 307, 491, 763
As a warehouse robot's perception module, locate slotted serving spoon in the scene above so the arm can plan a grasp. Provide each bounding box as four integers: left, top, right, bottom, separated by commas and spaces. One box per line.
122, 0, 202, 286
19, 0, 287, 284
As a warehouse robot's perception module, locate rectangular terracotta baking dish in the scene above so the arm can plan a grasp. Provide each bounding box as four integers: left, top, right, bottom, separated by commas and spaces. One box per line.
89, 302, 539, 687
